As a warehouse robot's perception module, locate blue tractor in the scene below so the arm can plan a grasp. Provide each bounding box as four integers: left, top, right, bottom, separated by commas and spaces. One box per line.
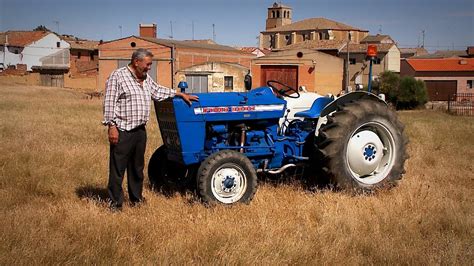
149, 79, 408, 204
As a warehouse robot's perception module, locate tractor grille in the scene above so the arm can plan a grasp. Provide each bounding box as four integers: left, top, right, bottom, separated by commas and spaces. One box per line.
155, 100, 182, 161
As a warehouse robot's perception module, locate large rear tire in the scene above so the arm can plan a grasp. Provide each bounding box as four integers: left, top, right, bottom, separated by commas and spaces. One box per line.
315, 99, 408, 191
148, 146, 191, 194
197, 150, 257, 204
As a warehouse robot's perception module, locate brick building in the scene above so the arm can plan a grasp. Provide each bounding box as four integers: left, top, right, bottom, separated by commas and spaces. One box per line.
401, 58, 474, 101
98, 25, 255, 92
61, 35, 99, 77
251, 48, 344, 95
259, 3, 368, 50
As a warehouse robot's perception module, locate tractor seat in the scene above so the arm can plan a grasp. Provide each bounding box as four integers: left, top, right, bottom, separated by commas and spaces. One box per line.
294, 97, 334, 119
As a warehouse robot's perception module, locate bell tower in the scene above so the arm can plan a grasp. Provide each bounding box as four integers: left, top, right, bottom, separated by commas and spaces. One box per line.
265, 2, 292, 30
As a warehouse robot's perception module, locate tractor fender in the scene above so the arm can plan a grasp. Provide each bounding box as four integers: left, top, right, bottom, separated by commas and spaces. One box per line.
320, 91, 387, 117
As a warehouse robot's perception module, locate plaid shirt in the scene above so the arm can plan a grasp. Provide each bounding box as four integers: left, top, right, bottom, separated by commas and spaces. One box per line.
103, 66, 176, 131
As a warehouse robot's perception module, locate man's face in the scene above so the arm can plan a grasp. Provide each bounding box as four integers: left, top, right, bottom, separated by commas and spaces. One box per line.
134, 56, 153, 78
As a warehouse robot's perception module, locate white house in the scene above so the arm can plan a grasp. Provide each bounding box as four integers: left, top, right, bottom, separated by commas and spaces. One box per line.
0, 31, 70, 71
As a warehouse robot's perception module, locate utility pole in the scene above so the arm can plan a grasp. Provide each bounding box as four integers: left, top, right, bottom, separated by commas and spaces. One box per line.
170, 21, 173, 39
212, 23, 216, 42
345, 32, 351, 93
192, 21, 195, 40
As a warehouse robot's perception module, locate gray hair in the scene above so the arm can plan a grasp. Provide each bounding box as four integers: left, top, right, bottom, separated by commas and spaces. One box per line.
131, 48, 153, 62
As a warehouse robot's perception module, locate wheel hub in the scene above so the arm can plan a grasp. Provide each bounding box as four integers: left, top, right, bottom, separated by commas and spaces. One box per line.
347, 130, 384, 177
211, 165, 247, 203
222, 176, 236, 192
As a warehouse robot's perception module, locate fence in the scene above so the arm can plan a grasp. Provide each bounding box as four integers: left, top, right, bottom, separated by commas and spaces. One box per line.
448, 93, 474, 116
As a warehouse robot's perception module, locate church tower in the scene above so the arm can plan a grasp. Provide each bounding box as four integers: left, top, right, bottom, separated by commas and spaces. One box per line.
265, 2, 292, 30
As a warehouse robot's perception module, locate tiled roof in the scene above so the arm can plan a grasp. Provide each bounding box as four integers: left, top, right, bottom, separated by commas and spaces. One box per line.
137, 36, 246, 53
239, 47, 271, 54
399, 47, 428, 55
360, 34, 393, 43
281, 40, 347, 51
0, 31, 50, 46
264, 17, 367, 33
413, 50, 467, 59
406, 58, 474, 72
340, 43, 396, 53
61, 35, 99, 50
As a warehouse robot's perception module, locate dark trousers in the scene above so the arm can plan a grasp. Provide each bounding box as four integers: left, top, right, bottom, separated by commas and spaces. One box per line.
108, 126, 146, 207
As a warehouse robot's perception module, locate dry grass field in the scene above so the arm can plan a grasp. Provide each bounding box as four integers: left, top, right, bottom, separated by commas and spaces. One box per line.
0, 83, 472, 264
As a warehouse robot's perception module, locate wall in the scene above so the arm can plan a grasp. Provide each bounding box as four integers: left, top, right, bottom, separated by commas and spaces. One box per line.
99, 36, 254, 91
98, 37, 171, 90
385, 46, 400, 73
20, 34, 70, 70
252, 48, 343, 95
64, 75, 97, 91
260, 30, 368, 49
0, 72, 40, 85
176, 62, 249, 92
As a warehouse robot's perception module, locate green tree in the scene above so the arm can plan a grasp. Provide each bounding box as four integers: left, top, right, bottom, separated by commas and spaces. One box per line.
33, 25, 50, 32
397, 76, 428, 109
377, 71, 400, 103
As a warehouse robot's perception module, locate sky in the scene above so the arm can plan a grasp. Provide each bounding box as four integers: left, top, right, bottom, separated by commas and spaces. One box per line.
1, 0, 473, 52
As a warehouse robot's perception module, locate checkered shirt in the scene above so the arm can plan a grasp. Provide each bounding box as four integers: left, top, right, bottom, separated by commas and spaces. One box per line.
103, 66, 176, 131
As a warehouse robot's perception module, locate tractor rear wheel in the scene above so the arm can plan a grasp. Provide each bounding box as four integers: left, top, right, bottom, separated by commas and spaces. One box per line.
197, 150, 257, 204
148, 146, 191, 194
314, 99, 408, 191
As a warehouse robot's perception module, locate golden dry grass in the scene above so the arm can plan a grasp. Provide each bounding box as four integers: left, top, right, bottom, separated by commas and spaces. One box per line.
0, 84, 472, 264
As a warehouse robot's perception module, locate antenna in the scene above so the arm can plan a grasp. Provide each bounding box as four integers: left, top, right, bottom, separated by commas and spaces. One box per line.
53, 20, 59, 34
192, 21, 195, 40
378, 25, 382, 34
212, 23, 216, 42
119, 25, 122, 38
422, 30, 425, 48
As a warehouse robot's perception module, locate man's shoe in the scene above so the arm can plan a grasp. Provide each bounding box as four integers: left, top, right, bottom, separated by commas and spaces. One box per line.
109, 203, 123, 213
131, 197, 146, 207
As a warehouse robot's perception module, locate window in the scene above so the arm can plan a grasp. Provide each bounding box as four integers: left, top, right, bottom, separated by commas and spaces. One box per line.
285, 34, 291, 45
56, 42, 60, 48
14, 49, 19, 54
349, 58, 356, 65
224, 76, 233, 91
270, 35, 276, 49
77, 52, 81, 59
272, 11, 275, 18
186, 75, 208, 93
276, 10, 280, 18
373, 57, 381, 64
90, 52, 94, 61
468, 80, 473, 89
302, 33, 309, 41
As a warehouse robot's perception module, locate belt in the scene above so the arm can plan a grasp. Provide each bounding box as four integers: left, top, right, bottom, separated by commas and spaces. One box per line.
121, 124, 146, 132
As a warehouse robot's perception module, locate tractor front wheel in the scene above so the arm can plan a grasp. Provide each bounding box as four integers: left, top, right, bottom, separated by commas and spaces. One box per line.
197, 150, 257, 204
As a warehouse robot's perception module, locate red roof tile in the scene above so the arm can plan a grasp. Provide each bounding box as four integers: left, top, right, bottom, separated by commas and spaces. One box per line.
406, 58, 474, 72
0, 31, 50, 46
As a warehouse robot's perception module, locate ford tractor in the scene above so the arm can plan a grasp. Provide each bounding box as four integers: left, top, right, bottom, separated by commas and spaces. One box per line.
149, 79, 408, 205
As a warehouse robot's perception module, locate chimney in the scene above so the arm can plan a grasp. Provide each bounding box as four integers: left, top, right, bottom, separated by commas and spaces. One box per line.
139, 23, 157, 38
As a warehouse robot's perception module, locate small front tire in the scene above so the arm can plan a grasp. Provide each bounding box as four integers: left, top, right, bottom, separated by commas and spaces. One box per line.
197, 150, 257, 204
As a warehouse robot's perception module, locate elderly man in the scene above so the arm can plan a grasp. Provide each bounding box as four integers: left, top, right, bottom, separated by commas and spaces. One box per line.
103, 48, 198, 211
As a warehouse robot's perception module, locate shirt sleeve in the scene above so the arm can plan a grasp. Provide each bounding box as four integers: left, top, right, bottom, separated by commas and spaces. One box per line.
102, 71, 120, 125
149, 77, 176, 101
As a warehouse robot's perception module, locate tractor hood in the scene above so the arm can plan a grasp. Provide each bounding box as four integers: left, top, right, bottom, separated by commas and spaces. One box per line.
167, 86, 287, 122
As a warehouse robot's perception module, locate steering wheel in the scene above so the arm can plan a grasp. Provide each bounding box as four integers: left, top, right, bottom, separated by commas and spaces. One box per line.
267, 80, 300, 99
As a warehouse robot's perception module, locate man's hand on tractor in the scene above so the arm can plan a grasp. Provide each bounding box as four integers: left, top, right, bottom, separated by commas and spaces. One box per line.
176, 91, 199, 106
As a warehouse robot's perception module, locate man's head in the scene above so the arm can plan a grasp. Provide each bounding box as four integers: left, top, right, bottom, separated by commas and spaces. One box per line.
130, 48, 153, 79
